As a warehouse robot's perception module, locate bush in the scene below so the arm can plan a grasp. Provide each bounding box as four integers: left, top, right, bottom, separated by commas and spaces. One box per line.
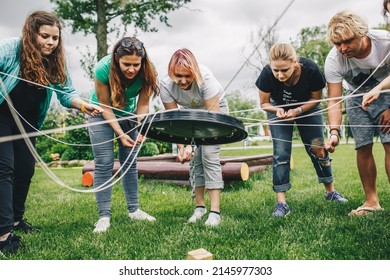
145, 138, 172, 154
36, 112, 67, 163
138, 142, 159, 157
60, 110, 93, 161
37, 110, 93, 162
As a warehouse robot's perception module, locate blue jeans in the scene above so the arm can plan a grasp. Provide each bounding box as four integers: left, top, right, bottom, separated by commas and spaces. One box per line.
267, 106, 333, 193
88, 115, 139, 218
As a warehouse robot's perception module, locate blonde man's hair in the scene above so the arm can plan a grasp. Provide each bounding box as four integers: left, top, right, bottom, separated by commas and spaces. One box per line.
268, 43, 297, 62
168, 48, 203, 87
327, 10, 368, 44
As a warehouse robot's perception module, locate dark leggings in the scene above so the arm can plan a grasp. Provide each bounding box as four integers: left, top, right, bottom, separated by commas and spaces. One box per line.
0, 115, 36, 236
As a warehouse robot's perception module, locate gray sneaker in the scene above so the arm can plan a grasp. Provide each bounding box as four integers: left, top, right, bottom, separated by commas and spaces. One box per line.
188, 207, 207, 223
128, 209, 156, 221
324, 190, 348, 204
205, 212, 221, 227
272, 202, 291, 217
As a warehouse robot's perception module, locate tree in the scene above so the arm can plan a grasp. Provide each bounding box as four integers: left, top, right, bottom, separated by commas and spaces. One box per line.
241, 23, 279, 77
51, 0, 192, 68
291, 25, 332, 72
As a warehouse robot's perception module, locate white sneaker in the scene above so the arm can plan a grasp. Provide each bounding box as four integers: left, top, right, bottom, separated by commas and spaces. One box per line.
93, 217, 110, 233
205, 212, 221, 227
188, 207, 207, 223
128, 209, 156, 221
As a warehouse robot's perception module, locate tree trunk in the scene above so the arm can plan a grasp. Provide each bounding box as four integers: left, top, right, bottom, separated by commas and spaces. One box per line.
96, 0, 108, 60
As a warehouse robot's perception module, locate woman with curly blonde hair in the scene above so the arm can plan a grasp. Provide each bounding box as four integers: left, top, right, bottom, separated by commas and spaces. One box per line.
0, 10, 102, 255
88, 37, 159, 233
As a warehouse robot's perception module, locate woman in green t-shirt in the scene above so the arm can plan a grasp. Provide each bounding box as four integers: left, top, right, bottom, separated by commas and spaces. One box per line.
88, 37, 159, 233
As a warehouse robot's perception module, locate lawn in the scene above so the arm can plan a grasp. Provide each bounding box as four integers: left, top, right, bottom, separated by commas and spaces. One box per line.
2, 142, 389, 260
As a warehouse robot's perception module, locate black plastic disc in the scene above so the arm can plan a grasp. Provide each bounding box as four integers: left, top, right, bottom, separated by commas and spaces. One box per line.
139, 109, 248, 145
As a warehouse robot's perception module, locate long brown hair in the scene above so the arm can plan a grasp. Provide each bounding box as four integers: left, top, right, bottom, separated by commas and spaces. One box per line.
109, 37, 159, 109
20, 10, 66, 86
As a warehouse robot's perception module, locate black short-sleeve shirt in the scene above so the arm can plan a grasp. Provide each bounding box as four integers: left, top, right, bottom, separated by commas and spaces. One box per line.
255, 57, 325, 110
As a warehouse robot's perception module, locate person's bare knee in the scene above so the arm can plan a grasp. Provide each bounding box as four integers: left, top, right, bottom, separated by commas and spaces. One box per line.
310, 138, 327, 159
310, 139, 332, 167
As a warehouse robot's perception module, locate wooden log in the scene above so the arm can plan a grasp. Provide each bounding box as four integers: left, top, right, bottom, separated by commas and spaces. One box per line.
138, 162, 249, 181
248, 165, 268, 174
82, 154, 273, 174
137, 154, 177, 162
221, 154, 273, 167
81, 162, 249, 187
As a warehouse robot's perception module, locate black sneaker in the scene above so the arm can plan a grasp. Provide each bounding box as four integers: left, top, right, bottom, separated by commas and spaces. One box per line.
0, 233, 21, 255
14, 219, 39, 233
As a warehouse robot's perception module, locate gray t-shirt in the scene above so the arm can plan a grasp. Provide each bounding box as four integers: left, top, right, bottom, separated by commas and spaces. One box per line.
160, 65, 228, 113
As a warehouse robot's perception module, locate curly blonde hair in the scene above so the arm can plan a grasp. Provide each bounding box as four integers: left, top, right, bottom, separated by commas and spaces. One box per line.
109, 37, 159, 109
20, 10, 66, 86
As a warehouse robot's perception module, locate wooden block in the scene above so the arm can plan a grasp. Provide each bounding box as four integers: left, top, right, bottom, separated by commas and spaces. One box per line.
187, 248, 213, 260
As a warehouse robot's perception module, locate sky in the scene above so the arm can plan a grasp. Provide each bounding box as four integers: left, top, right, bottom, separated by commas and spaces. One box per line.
0, 0, 385, 101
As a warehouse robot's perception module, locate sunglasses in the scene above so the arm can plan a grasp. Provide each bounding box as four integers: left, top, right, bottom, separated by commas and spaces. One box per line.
121, 38, 144, 52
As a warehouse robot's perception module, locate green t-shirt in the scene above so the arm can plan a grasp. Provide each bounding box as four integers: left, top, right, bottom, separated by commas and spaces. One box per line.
90, 55, 142, 117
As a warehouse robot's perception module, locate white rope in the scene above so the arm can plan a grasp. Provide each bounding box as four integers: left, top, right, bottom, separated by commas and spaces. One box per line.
0, 74, 162, 193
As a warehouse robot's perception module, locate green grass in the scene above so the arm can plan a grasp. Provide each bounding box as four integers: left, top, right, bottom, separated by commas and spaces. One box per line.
3, 143, 390, 260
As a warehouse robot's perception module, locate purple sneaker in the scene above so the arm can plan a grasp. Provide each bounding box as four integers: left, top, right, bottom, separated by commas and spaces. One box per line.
272, 202, 291, 217
324, 190, 348, 204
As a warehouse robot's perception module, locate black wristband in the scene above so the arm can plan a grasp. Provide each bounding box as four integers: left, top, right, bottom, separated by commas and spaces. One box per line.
329, 128, 340, 136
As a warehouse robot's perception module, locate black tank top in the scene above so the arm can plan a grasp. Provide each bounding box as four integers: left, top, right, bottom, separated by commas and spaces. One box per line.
0, 80, 47, 127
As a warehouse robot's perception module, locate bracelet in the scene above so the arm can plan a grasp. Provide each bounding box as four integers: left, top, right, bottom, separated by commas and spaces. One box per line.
329, 128, 340, 136
297, 106, 303, 115
81, 103, 86, 113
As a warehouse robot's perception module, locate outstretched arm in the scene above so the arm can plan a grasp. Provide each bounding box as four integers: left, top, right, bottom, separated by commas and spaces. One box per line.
70, 97, 104, 116
362, 75, 390, 110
